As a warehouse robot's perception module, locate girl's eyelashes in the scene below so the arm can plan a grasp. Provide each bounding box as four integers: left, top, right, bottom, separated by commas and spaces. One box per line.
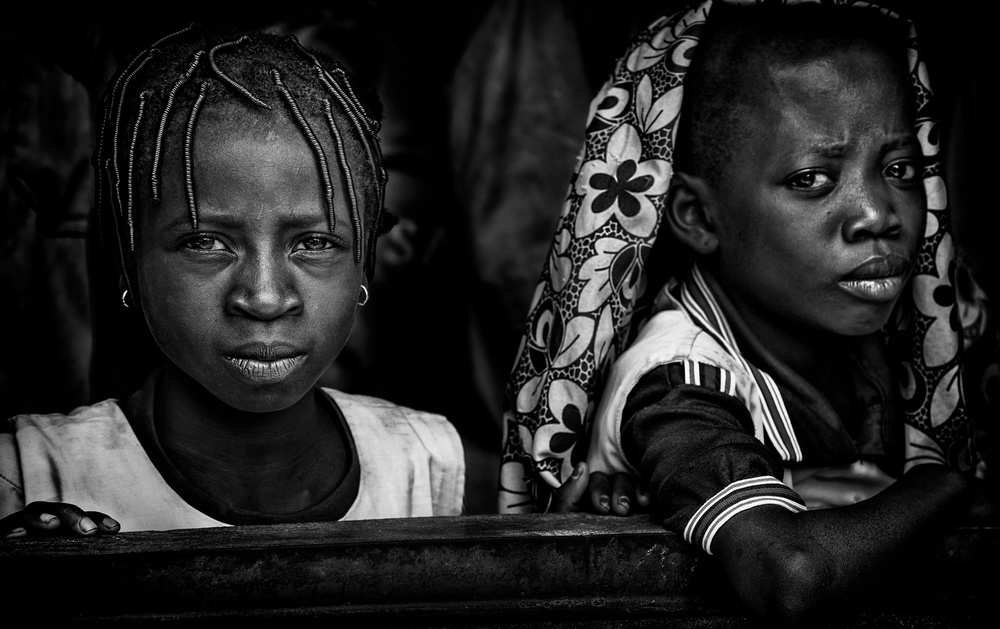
293, 232, 348, 253
296, 235, 335, 251
785, 170, 834, 193
183, 234, 230, 252
883, 159, 920, 184
172, 231, 349, 256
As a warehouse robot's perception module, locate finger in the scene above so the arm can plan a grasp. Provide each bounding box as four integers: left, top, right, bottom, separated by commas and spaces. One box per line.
85, 511, 121, 535
3, 526, 28, 539
52, 503, 100, 536
550, 463, 589, 513
0, 511, 33, 539
588, 471, 613, 514
13, 502, 63, 535
610, 472, 637, 516
24, 502, 98, 536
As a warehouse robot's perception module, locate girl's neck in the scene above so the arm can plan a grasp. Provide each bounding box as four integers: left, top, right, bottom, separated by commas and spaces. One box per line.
739, 305, 841, 390
699, 265, 843, 391
154, 361, 346, 513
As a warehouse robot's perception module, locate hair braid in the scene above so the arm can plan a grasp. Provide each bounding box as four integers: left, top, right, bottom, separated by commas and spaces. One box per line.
152, 50, 204, 202
93, 23, 388, 286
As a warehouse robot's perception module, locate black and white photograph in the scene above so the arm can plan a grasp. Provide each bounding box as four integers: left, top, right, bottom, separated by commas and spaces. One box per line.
1, 1, 997, 626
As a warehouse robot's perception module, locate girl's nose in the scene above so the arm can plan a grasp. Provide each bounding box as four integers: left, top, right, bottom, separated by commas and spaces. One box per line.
226, 252, 303, 320
841, 180, 902, 243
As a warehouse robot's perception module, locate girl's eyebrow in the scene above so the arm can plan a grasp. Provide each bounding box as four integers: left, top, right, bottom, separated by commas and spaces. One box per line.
160, 213, 243, 231
807, 143, 847, 159
786, 133, 916, 161
780, 141, 847, 162
879, 134, 918, 157
161, 211, 336, 231
162, 214, 203, 231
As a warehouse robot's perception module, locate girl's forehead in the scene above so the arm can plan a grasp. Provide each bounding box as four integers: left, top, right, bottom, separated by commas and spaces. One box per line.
199, 120, 315, 180
768, 44, 903, 92
142, 115, 344, 233
740, 42, 909, 125
199, 113, 306, 155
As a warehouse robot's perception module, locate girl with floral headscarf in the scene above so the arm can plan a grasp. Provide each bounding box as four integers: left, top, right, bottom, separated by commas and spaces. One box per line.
500, 0, 997, 623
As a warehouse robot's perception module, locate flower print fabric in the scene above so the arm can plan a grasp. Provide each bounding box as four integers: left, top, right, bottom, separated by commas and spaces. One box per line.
499, 0, 990, 513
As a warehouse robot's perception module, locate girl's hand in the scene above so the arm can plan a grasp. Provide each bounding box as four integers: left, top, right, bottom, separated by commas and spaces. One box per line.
550, 462, 652, 515
1, 501, 120, 539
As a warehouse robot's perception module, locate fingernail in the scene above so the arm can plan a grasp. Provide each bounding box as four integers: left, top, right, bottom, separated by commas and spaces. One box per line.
4, 527, 26, 538
619, 496, 630, 510
80, 517, 97, 533
39, 513, 57, 525
572, 464, 584, 479
599, 496, 610, 511
103, 517, 120, 529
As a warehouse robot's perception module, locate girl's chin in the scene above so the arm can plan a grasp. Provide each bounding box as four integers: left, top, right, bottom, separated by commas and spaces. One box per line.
214, 387, 314, 414
834, 305, 897, 338
208, 371, 322, 414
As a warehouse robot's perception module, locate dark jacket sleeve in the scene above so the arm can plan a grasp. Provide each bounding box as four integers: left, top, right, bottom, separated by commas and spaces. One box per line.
621, 363, 803, 551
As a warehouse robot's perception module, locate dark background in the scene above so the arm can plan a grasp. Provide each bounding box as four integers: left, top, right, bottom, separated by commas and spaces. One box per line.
1, 0, 995, 514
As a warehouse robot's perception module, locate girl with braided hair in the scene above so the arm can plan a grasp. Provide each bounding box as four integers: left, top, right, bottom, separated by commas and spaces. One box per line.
0, 24, 464, 536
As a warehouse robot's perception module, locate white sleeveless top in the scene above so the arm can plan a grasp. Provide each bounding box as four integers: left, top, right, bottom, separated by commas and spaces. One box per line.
0, 389, 465, 530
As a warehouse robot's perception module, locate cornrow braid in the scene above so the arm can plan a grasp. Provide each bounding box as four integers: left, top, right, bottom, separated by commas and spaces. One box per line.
208, 36, 271, 110
288, 37, 381, 134
183, 81, 209, 230
125, 91, 149, 248
272, 68, 338, 235
151, 50, 204, 202
288, 37, 388, 270
95, 23, 195, 255
108, 51, 155, 254
92, 23, 388, 286
322, 99, 362, 262
315, 65, 387, 270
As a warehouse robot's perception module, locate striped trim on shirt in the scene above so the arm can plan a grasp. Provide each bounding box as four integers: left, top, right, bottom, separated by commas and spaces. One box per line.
676, 265, 803, 462
680, 359, 737, 396
683, 475, 806, 555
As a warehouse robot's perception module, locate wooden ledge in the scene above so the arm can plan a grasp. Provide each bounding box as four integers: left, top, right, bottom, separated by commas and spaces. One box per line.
2, 514, 998, 627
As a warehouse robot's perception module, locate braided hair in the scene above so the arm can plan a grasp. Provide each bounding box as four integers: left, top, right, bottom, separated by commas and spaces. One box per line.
93, 23, 388, 299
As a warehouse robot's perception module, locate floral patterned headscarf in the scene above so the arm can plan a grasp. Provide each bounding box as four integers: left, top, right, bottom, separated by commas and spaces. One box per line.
499, 0, 986, 513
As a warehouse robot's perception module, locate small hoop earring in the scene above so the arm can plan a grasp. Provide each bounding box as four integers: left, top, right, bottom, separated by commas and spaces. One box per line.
358, 285, 369, 306
121, 290, 131, 309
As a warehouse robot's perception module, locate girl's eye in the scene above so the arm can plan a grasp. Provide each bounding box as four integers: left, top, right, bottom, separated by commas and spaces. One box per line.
884, 161, 919, 182
186, 235, 227, 251
787, 171, 834, 192
296, 235, 336, 251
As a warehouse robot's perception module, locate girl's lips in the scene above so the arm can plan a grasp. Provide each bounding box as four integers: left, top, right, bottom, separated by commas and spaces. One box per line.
838, 254, 912, 304
223, 354, 306, 382
842, 254, 911, 281
837, 275, 907, 304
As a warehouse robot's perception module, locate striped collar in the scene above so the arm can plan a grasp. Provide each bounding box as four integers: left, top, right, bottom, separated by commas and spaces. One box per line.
666, 264, 804, 462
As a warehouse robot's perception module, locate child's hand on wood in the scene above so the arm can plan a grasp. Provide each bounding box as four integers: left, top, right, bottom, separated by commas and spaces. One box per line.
549, 462, 652, 515
1, 501, 120, 539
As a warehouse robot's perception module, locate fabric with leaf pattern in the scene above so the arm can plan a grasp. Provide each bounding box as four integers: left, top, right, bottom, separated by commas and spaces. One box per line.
499, 0, 987, 513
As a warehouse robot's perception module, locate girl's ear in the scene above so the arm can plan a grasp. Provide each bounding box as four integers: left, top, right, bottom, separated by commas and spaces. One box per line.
665, 172, 719, 255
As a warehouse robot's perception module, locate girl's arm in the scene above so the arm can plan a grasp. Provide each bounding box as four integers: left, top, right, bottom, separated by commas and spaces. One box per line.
617, 365, 987, 626
712, 463, 970, 627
